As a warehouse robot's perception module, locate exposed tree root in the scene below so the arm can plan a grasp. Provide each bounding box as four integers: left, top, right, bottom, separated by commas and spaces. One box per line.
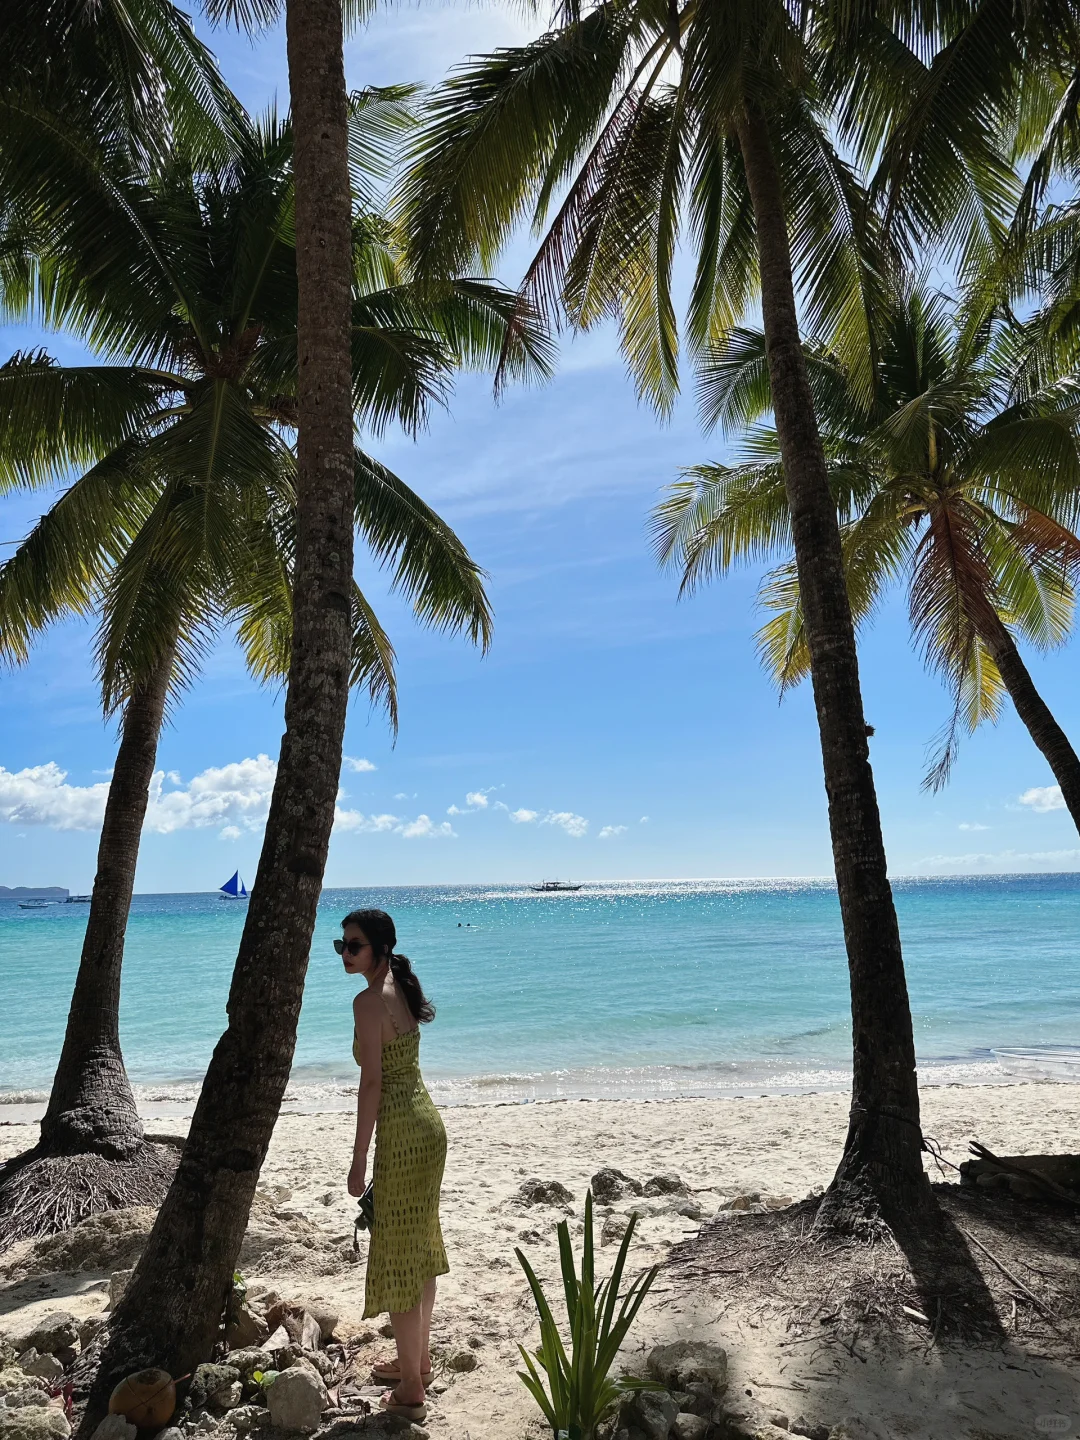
0, 1143, 177, 1252
668, 1182, 1080, 1355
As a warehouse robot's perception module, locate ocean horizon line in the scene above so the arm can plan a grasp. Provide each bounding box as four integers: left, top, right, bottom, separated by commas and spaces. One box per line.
7, 869, 1080, 898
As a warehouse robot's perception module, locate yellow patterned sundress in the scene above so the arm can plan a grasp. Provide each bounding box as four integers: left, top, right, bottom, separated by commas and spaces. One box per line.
354, 1023, 448, 1316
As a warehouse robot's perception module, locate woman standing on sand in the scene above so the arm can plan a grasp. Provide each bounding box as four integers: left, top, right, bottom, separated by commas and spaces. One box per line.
339, 908, 448, 1423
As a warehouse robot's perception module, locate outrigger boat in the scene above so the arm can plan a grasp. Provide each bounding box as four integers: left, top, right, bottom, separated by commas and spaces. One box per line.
530, 879, 583, 892
993, 1046, 1080, 1082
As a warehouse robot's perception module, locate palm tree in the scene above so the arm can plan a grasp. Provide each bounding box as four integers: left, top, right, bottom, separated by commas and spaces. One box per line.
653, 282, 1080, 822
73, 0, 395, 1403
67, 92, 548, 1422
68, 0, 419, 1405
0, 100, 547, 1252
400, 0, 938, 1227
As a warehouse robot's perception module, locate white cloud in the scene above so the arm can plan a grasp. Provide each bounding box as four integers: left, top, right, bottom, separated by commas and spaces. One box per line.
394, 792, 412, 800
0, 763, 111, 831
399, 814, 456, 840
598, 825, 627, 840
338, 805, 454, 840
147, 755, 278, 834
911, 846, 1080, 872
504, 805, 589, 835
639, 816, 649, 824
0, 756, 282, 836
0, 755, 437, 843
1019, 785, 1065, 813
343, 756, 377, 773
958, 822, 989, 832
543, 810, 589, 838
448, 787, 497, 816
334, 809, 399, 834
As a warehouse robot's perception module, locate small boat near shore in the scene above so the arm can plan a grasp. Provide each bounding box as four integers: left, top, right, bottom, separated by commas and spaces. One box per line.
18, 899, 53, 909
530, 879, 583, 892
993, 1046, 1080, 1082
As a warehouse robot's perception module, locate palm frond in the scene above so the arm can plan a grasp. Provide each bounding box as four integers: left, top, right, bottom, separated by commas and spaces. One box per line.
907, 496, 999, 708
777, 91, 891, 410
0, 354, 179, 490
858, 2, 1023, 268
689, 131, 759, 349
400, 11, 640, 278
695, 327, 857, 436
420, 278, 556, 386
353, 449, 493, 650
922, 630, 1005, 792
202, 0, 375, 36
348, 85, 420, 212
1, 0, 240, 168
652, 453, 791, 594
350, 582, 399, 733
754, 489, 914, 692
94, 473, 227, 713
0, 442, 157, 664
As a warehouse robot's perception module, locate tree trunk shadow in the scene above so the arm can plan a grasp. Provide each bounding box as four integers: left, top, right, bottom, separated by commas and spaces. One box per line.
889, 1194, 1007, 1343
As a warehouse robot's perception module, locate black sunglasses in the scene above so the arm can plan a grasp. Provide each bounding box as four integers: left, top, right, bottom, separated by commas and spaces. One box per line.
334, 938, 371, 957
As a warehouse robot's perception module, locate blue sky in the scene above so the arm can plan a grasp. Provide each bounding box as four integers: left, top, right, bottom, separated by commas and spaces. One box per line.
2, 2, 1080, 892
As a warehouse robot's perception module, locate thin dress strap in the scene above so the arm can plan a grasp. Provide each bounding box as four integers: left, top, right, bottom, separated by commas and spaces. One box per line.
383, 977, 411, 1038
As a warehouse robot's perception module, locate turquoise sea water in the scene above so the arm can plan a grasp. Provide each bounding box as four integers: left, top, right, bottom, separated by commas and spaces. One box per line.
2, 875, 1079, 1110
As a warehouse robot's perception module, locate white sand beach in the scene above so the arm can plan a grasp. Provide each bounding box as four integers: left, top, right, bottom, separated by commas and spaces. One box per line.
2, 1082, 1077, 1440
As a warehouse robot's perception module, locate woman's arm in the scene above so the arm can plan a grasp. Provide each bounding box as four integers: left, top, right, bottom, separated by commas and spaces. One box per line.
349, 992, 382, 1196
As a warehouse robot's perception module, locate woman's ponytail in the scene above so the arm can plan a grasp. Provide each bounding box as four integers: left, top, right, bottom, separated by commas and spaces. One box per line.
341, 907, 435, 1024
389, 952, 435, 1024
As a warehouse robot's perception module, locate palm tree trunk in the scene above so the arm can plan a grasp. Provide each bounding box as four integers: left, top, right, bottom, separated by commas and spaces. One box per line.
733, 104, 930, 1227
977, 608, 1080, 830
38, 649, 174, 1158
77, 0, 356, 1420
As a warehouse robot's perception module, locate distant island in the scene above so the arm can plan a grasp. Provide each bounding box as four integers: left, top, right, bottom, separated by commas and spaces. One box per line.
0, 886, 69, 899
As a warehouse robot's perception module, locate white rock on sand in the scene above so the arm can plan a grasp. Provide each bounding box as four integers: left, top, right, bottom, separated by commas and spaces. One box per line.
265, 1367, 326, 1432
2, 1082, 1078, 1440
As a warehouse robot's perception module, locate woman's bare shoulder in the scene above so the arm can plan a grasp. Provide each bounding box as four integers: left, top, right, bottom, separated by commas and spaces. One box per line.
353, 989, 379, 1022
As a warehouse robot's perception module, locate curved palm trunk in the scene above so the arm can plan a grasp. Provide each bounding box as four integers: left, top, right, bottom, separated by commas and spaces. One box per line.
78, 0, 356, 1421
38, 647, 174, 1158
978, 608, 1080, 830
734, 105, 930, 1226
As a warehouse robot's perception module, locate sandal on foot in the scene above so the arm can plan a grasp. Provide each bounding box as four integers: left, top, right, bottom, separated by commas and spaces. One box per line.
380, 1389, 427, 1422
371, 1360, 432, 1383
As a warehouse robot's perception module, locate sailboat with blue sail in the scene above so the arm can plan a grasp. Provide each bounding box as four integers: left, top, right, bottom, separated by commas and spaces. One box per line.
219, 870, 248, 900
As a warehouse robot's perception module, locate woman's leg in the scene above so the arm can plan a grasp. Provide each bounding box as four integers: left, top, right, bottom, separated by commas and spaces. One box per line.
388, 1301, 425, 1405
371, 1287, 434, 1381
420, 1278, 437, 1372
